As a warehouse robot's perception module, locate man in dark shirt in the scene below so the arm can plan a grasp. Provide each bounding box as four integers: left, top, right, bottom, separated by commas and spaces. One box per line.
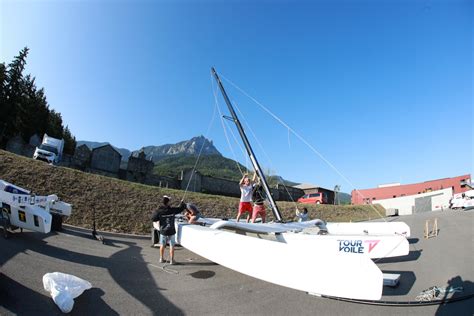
251, 180, 267, 223
152, 195, 186, 264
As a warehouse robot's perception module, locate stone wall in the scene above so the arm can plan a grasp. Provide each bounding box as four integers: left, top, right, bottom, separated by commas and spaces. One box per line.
201, 174, 240, 197
180, 169, 304, 201
145, 174, 180, 189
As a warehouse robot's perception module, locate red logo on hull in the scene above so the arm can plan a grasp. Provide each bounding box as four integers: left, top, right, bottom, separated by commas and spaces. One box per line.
364, 240, 380, 253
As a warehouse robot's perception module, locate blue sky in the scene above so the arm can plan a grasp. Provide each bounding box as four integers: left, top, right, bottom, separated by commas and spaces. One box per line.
1, 0, 472, 191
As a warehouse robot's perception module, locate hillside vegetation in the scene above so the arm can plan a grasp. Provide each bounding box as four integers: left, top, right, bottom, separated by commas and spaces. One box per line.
153, 154, 248, 181
154, 153, 299, 187
0, 150, 386, 234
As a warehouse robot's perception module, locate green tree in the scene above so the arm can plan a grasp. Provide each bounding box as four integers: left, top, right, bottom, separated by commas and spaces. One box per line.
1, 47, 76, 156
63, 126, 76, 155
0, 63, 7, 142
1, 47, 29, 144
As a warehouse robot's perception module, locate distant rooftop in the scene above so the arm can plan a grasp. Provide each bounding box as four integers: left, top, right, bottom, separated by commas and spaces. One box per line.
378, 183, 401, 188
294, 183, 319, 190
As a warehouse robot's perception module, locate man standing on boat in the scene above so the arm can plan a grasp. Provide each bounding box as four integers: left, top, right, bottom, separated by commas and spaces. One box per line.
237, 173, 255, 222
152, 195, 186, 265
251, 178, 267, 223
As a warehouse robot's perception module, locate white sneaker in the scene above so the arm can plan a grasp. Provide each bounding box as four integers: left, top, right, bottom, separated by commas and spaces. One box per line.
159, 257, 165, 263
170, 259, 176, 265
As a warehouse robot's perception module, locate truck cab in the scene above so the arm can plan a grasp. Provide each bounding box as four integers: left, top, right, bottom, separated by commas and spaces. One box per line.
33, 134, 64, 164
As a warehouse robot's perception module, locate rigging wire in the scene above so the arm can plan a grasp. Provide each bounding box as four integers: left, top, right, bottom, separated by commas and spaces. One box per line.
219, 73, 387, 221
181, 92, 218, 201
210, 73, 248, 176
222, 116, 249, 172
231, 99, 299, 207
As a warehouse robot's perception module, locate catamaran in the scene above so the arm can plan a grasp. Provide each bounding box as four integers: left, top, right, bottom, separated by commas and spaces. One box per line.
174, 68, 411, 300
0, 179, 72, 236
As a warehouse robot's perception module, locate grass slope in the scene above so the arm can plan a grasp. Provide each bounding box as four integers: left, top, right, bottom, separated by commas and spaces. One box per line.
0, 150, 386, 234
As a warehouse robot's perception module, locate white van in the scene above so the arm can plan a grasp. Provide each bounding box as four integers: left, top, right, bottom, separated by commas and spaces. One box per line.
449, 190, 474, 209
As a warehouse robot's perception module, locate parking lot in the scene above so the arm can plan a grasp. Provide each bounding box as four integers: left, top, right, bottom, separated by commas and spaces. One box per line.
1, 210, 473, 315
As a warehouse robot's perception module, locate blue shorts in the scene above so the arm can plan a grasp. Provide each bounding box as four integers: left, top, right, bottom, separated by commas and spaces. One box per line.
159, 234, 176, 246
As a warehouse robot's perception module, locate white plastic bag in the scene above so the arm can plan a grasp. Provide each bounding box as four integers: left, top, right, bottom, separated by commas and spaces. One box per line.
43, 272, 92, 313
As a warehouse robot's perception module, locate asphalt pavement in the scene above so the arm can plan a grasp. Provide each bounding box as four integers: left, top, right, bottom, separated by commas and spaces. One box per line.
1, 210, 473, 315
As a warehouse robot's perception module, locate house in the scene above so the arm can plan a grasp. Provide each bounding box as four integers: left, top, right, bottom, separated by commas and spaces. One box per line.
90, 144, 122, 176
126, 151, 154, 183
72, 144, 92, 170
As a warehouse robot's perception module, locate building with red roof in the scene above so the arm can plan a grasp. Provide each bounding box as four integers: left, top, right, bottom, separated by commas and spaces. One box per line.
352, 174, 471, 205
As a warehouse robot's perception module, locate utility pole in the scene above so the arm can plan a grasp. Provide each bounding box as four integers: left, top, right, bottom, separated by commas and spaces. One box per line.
334, 185, 340, 212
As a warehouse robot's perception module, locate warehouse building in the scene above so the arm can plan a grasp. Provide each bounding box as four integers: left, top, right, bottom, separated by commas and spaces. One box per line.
352, 174, 471, 205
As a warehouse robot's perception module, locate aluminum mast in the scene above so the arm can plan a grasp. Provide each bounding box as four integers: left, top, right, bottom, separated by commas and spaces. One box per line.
211, 67, 283, 222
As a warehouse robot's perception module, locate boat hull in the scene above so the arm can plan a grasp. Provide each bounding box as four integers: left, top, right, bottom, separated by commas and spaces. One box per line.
205, 219, 409, 259
177, 223, 383, 300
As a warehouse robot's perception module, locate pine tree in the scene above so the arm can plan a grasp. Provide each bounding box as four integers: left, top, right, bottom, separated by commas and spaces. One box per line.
2, 47, 29, 141
1, 47, 77, 155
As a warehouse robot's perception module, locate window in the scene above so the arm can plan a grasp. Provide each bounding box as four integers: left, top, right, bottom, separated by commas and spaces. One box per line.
309, 193, 321, 198
33, 215, 39, 227
18, 210, 26, 222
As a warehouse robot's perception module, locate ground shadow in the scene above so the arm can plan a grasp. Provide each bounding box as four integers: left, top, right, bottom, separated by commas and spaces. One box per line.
0, 273, 56, 315
0, 229, 184, 315
73, 288, 119, 315
380, 270, 416, 296
376, 250, 422, 264
60, 227, 121, 248
435, 276, 474, 316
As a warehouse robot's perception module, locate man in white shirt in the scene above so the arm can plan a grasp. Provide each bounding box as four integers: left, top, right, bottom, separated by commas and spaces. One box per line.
237, 173, 255, 222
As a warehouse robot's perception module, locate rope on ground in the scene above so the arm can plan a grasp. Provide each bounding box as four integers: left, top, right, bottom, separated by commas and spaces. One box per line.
149, 262, 179, 275
322, 290, 473, 307
415, 286, 464, 302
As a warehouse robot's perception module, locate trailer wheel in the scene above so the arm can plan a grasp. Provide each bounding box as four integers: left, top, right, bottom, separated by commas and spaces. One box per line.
1, 209, 10, 239
51, 214, 63, 231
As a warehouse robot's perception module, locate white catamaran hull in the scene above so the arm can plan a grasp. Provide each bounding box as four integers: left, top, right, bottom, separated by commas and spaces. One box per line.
177, 223, 383, 300
206, 219, 409, 259
202, 218, 410, 237
325, 221, 410, 237
277, 232, 408, 259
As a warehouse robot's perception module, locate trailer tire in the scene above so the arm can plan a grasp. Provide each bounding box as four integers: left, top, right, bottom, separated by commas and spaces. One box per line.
51, 214, 63, 231
1, 209, 9, 239
151, 227, 160, 246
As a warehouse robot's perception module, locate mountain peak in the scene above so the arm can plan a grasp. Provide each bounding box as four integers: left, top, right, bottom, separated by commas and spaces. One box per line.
134, 136, 221, 162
